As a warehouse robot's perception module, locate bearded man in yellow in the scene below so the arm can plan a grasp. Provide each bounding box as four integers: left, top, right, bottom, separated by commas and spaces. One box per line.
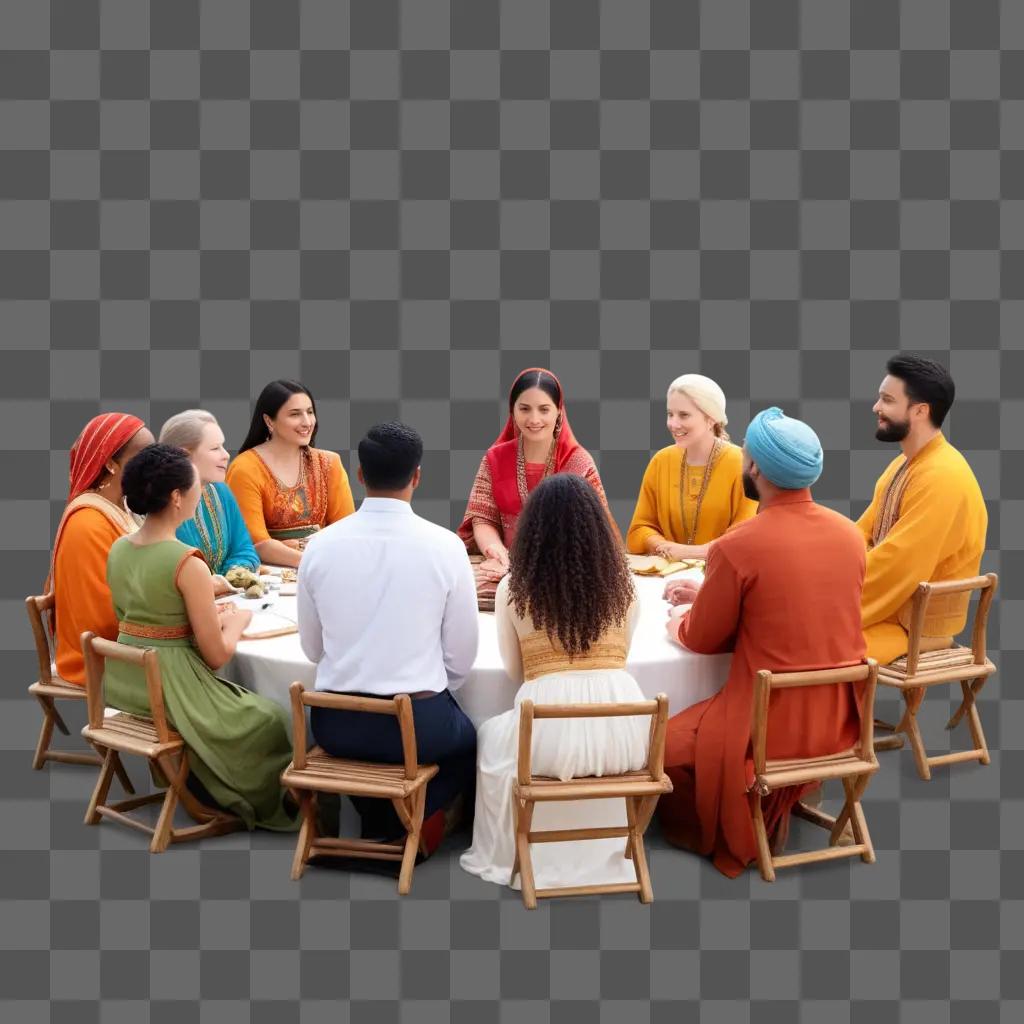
858, 355, 987, 665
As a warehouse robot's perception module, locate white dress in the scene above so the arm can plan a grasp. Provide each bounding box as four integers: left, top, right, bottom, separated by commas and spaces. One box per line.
460, 578, 650, 891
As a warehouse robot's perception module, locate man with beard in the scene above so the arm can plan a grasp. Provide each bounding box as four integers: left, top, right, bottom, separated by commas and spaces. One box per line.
658, 408, 868, 877
858, 354, 987, 665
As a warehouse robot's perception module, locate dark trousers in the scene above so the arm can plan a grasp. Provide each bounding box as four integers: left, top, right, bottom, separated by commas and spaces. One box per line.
311, 690, 477, 838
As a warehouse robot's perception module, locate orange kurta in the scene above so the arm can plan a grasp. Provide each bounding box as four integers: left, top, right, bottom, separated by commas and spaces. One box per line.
226, 447, 355, 545
658, 490, 867, 877
52, 508, 124, 685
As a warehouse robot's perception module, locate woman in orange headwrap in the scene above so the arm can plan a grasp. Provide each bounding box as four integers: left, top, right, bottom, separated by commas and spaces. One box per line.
47, 413, 154, 684
458, 368, 611, 592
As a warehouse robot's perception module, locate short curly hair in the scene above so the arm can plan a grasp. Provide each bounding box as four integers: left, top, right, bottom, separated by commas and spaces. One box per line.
122, 443, 195, 516
507, 474, 634, 658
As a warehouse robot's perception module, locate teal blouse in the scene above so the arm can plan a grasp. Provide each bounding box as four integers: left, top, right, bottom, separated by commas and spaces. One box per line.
176, 481, 259, 576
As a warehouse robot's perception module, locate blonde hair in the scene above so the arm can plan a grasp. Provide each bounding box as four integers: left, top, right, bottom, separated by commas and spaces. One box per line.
667, 375, 730, 442
158, 409, 218, 454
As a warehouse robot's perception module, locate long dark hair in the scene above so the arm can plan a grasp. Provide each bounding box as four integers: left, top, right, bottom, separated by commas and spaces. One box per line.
239, 379, 319, 453
509, 369, 561, 413
508, 474, 634, 658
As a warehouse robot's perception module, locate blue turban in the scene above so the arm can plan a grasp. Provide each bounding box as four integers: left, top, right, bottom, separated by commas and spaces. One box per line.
745, 407, 823, 489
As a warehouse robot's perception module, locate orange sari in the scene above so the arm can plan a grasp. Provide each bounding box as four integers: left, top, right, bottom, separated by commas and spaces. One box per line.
50, 493, 139, 685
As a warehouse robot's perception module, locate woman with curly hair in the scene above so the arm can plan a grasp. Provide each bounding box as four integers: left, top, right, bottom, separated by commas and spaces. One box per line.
460, 474, 650, 892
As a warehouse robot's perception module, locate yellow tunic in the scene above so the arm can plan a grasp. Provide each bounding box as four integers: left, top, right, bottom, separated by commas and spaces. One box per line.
857, 433, 988, 665
626, 442, 757, 554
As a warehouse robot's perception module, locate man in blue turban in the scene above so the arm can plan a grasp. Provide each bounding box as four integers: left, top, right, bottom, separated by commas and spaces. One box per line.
742, 406, 823, 495
659, 406, 870, 877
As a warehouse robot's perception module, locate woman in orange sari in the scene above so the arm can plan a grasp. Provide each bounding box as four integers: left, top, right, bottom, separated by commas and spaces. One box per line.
48, 413, 155, 684
226, 380, 355, 569
458, 368, 611, 593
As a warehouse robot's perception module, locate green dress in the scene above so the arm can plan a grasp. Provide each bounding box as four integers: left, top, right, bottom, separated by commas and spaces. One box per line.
105, 537, 298, 832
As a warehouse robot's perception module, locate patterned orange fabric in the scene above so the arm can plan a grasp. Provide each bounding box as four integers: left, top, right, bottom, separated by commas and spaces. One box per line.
51, 502, 134, 685
226, 447, 355, 545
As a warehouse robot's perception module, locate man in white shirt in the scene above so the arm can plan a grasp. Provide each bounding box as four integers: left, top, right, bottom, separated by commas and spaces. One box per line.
297, 422, 479, 854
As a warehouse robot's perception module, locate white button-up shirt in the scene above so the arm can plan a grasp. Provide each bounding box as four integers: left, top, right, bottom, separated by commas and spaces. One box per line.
297, 497, 479, 696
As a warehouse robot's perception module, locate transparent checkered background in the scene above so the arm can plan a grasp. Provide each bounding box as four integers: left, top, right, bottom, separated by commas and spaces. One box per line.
1, 2, 1023, 1020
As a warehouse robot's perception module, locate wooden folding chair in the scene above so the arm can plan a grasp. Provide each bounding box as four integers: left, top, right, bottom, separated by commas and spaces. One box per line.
510, 694, 673, 909
280, 683, 439, 896
24, 594, 132, 791
873, 574, 998, 780
80, 632, 242, 852
749, 660, 879, 882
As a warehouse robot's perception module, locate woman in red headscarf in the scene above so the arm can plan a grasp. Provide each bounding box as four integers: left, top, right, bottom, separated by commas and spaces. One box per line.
47, 414, 154, 684
458, 368, 612, 593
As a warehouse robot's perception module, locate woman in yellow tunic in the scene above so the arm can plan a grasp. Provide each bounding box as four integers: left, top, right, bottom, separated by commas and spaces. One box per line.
626, 374, 756, 560
226, 380, 355, 568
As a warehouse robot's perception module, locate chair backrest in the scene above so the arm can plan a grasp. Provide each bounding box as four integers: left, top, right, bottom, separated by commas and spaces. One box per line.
904, 573, 998, 675
81, 632, 174, 744
751, 660, 879, 779
25, 594, 56, 685
289, 682, 419, 781
516, 695, 669, 787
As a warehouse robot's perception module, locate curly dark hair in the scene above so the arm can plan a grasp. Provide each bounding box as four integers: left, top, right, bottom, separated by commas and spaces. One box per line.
508, 474, 634, 658
122, 444, 196, 516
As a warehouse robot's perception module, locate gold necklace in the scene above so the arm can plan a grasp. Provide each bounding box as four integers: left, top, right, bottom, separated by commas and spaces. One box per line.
516, 433, 556, 507
678, 438, 723, 545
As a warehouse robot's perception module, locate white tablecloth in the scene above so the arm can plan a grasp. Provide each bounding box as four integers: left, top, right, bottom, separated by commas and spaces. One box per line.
223, 572, 729, 728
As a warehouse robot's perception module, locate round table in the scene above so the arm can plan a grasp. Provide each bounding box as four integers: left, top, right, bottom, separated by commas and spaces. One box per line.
223, 571, 729, 728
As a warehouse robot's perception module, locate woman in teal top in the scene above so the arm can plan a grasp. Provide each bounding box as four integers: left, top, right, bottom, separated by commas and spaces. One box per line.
160, 410, 259, 579
105, 443, 296, 832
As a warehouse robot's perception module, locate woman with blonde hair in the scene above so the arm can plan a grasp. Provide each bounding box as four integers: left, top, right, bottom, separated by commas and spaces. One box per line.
626, 374, 756, 561
159, 409, 259, 582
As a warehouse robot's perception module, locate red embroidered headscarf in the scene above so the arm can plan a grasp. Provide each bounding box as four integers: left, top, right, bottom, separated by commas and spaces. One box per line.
486, 368, 581, 518
67, 413, 146, 501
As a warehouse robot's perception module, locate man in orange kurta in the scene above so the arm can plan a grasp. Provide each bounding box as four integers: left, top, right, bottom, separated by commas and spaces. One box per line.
658, 408, 867, 877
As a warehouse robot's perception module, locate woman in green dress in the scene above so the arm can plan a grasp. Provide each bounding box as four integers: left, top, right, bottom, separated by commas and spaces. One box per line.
104, 443, 297, 832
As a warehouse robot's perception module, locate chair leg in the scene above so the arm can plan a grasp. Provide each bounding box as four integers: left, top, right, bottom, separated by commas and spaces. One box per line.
84, 747, 117, 825
516, 801, 537, 909
626, 798, 654, 904
749, 791, 775, 882
398, 787, 426, 896
290, 792, 318, 881
31, 704, 56, 771
830, 772, 867, 846
873, 713, 906, 753
850, 774, 875, 864
953, 678, 991, 766
900, 688, 931, 780
946, 677, 987, 731
510, 799, 522, 882
150, 753, 188, 853
110, 752, 135, 795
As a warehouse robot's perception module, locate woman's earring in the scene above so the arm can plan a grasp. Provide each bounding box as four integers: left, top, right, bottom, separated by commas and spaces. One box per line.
553, 414, 562, 439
